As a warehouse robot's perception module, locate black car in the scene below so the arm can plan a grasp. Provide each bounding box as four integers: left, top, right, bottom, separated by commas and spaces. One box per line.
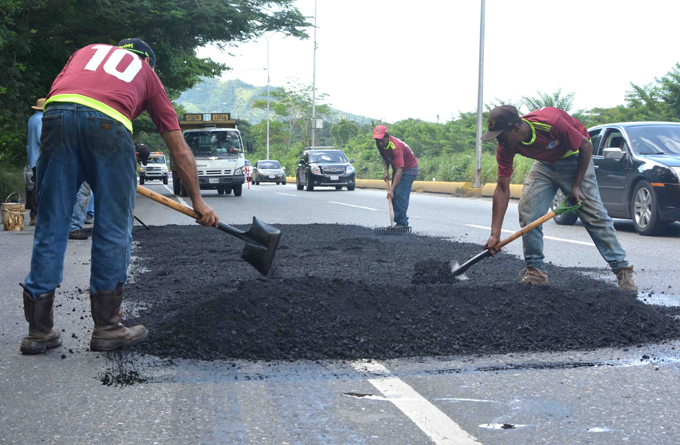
252, 160, 286, 185
552, 122, 680, 235
296, 148, 356, 191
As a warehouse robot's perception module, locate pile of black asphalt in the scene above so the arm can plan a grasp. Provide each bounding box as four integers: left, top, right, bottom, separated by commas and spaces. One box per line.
124, 224, 680, 361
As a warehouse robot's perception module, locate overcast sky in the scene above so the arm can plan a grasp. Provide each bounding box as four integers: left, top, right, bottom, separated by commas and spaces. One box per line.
199, 0, 680, 123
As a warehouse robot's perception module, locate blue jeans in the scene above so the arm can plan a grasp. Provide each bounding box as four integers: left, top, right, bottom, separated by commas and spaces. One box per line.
87, 191, 95, 217
24, 104, 136, 297
518, 156, 628, 272
392, 173, 417, 226
70, 181, 91, 232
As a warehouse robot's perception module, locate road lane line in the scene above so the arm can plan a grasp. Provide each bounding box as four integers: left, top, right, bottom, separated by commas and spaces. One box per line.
276, 193, 299, 197
162, 184, 190, 207
350, 361, 478, 444
329, 201, 378, 211
464, 224, 595, 246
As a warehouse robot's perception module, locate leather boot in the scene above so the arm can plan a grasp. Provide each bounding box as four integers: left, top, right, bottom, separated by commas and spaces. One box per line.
90, 284, 148, 351
21, 289, 62, 355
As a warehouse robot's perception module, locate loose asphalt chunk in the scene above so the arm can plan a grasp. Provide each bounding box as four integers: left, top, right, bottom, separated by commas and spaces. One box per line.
124, 225, 680, 361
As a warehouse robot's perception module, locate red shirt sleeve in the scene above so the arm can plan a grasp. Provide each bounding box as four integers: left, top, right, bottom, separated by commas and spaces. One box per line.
496, 145, 515, 178
145, 74, 181, 134
551, 116, 584, 152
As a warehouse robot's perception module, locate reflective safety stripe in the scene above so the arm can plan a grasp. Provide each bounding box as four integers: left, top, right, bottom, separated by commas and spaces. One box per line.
521, 119, 538, 145
44, 94, 133, 133
561, 150, 578, 158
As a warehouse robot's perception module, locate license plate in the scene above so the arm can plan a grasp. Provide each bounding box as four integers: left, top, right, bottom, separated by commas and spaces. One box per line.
330, 175, 339, 180
209, 178, 219, 184
269, 175, 276, 179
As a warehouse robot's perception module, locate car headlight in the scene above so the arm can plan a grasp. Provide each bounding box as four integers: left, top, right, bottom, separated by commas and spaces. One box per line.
346, 165, 355, 174
310, 164, 322, 175
234, 167, 244, 175
672, 166, 680, 181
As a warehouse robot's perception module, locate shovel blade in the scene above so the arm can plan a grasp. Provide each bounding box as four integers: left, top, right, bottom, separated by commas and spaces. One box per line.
240, 217, 281, 276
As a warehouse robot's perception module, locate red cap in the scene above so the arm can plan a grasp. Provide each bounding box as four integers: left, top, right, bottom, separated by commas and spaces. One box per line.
373, 125, 388, 139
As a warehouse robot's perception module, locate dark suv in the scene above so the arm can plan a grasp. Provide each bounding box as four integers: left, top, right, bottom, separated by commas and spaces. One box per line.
296, 148, 356, 191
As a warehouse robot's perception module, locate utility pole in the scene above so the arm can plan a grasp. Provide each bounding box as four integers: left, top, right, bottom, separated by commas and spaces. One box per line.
474, 0, 486, 188
311, 0, 318, 148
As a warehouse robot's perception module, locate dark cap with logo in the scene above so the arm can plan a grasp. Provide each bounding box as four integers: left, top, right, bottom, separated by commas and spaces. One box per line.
481, 105, 523, 141
117, 38, 156, 69
135, 143, 150, 165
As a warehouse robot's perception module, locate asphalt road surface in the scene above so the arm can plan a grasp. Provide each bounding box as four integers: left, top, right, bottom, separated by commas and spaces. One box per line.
2, 179, 680, 444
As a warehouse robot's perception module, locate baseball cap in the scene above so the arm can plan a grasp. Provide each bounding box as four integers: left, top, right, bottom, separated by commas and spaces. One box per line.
481, 105, 523, 141
117, 38, 156, 69
373, 125, 388, 139
135, 143, 151, 165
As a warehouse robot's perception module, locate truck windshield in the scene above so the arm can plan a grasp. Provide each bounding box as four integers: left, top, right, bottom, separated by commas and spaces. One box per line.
148, 156, 166, 164
310, 151, 348, 163
184, 131, 243, 156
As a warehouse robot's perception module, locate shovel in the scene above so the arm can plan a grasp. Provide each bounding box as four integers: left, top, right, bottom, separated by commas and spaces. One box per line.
136, 185, 281, 276
451, 196, 583, 279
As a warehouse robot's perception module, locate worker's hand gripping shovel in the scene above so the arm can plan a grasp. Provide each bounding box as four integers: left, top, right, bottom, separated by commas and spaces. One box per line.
136, 185, 281, 276
451, 197, 583, 279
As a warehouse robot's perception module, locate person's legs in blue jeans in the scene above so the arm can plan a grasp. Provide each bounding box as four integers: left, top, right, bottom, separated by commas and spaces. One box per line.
518, 161, 559, 273
24, 106, 85, 298
70, 181, 91, 233
87, 191, 95, 218
392, 174, 416, 226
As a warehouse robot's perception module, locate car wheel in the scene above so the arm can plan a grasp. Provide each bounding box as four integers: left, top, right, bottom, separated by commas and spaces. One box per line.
139, 177, 145, 185
163, 177, 168, 185
296, 176, 303, 190
172, 172, 180, 195
217, 188, 224, 195
551, 189, 578, 225
276, 182, 280, 185
306, 174, 314, 191
335, 186, 343, 190
347, 185, 355, 191
632, 180, 666, 235
256, 181, 260, 185
179, 182, 188, 197
282, 181, 286, 185
233, 185, 243, 196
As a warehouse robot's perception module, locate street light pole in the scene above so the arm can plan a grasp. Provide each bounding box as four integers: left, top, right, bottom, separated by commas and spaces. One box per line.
474, 0, 486, 188
265, 32, 282, 161
311, 0, 318, 147
234, 67, 266, 120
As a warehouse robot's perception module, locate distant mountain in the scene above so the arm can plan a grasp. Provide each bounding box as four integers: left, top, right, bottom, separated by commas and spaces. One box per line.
174, 78, 374, 125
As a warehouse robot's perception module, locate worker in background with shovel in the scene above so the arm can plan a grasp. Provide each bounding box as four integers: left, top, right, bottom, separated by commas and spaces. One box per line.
374, 125, 419, 228
480, 105, 637, 292
20, 38, 218, 355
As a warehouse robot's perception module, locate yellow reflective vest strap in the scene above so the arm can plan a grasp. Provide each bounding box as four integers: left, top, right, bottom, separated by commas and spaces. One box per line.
44, 94, 134, 133
521, 118, 577, 158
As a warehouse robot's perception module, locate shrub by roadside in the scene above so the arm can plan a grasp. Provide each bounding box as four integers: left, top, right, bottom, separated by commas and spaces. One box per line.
0, 167, 25, 203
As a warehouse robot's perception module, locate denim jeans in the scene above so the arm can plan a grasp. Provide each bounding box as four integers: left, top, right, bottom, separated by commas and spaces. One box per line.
518, 156, 628, 272
70, 181, 91, 232
392, 173, 417, 226
87, 191, 95, 217
24, 104, 136, 297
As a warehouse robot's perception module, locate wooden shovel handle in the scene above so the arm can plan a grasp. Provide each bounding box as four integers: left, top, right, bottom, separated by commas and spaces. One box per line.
497, 210, 556, 249
136, 185, 200, 219
385, 179, 394, 226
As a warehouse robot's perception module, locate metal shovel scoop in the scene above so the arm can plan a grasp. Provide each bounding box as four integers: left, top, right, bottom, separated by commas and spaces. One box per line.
136, 185, 281, 276
451, 196, 583, 280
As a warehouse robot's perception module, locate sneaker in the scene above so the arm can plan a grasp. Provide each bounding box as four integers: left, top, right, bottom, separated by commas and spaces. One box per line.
615, 266, 637, 292
68, 229, 90, 240
84, 214, 94, 225
519, 266, 549, 285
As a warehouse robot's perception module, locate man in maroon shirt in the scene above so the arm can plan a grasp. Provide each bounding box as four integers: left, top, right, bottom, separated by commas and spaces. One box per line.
374, 125, 419, 227
480, 105, 636, 291
20, 38, 219, 355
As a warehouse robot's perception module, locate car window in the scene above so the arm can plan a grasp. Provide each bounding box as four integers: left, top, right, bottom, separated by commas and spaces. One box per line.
626, 125, 680, 155
258, 161, 281, 169
602, 129, 626, 151
309, 151, 348, 163
589, 129, 603, 156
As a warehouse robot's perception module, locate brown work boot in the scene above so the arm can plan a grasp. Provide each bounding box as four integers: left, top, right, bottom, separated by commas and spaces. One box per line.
90, 284, 148, 351
519, 266, 550, 285
20, 289, 62, 355
69, 229, 89, 240
30, 215, 37, 226
615, 266, 638, 292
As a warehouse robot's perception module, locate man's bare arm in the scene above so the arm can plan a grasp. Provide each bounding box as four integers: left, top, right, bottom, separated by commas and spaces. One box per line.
484, 176, 512, 254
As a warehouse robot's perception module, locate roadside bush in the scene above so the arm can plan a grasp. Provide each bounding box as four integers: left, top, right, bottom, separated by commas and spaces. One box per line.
0, 166, 25, 203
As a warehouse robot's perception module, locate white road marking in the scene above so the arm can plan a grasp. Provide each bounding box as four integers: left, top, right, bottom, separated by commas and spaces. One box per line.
351, 360, 479, 444
163, 184, 190, 207
329, 201, 379, 211
464, 224, 595, 246
276, 193, 299, 197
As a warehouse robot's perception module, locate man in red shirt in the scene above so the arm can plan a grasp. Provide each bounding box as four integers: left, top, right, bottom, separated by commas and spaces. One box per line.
374, 125, 419, 227
20, 38, 219, 355
481, 105, 636, 291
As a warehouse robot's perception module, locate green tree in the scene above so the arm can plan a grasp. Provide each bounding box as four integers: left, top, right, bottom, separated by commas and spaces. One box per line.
0, 0, 309, 167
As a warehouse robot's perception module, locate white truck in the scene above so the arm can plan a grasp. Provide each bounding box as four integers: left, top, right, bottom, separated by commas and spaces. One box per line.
139, 152, 169, 185
172, 113, 252, 197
